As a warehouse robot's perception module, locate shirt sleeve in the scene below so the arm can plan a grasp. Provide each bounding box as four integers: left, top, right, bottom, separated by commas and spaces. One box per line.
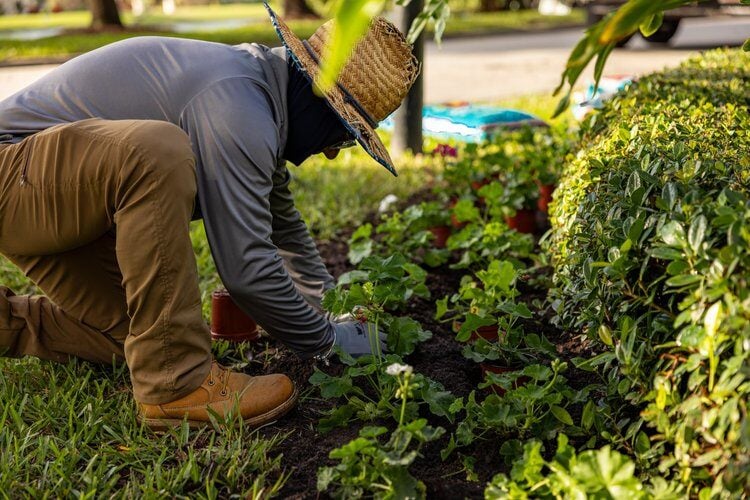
180, 77, 333, 358
269, 163, 335, 312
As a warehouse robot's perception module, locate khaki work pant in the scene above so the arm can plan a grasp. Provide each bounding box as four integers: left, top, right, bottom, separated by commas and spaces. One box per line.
0, 119, 211, 404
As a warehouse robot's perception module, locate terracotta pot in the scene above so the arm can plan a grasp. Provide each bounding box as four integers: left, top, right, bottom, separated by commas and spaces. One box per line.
447, 198, 469, 230
480, 363, 529, 396
428, 225, 452, 249
452, 321, 500, 342
537, 184, 556, 213
471, 178, 491, 192
505, 209, 537, 234
210, 289, 260, 343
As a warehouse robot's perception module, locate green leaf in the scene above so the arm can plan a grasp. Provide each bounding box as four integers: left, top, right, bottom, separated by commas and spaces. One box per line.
688, 215, 707, 253
598, 324, 613, 346
387, 316, 432, 355
634, 431, 650, 455
704, 302, 723, 338
665, 274, 702, 287
452, 199, 481, 223
582, 400, 595, 430
319, 404, 356, 433
659, 221, 686, 247
551, 405, 574, 426
639, 12, 663, 37
571, 446, 642, 494
419, 378, 456, 420
456, 314, 496, 342
666, 260, 689, 276
329, 436, 375, 459
435, 297, 449, 320
337, 270, 369, 286
649, 247, 683, 260
309, 369, 355, 398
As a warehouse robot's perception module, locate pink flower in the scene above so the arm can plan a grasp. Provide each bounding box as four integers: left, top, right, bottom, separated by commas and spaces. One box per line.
432, 144, 458, 158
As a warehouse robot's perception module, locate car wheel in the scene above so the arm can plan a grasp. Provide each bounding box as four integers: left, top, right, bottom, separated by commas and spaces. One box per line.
644, 19, 680, 44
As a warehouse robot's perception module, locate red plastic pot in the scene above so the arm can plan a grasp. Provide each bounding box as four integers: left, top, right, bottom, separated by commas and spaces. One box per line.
471, 325, 500, 342
480, 363, 529, 396
210, 289, 260, 343
505, 209, 537, 234
537, 184, 556, 213
452, 321, 501, 342
428, 225, 452, 249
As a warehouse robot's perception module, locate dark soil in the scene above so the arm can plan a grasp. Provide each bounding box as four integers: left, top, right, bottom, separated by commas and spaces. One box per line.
230, 193, 596, 499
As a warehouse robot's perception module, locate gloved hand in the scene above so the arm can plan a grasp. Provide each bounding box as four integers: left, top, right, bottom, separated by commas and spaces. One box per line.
332, 321, 387, 358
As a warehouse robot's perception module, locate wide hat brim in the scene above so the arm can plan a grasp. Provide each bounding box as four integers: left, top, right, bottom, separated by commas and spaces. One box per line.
264, 3, 399, 176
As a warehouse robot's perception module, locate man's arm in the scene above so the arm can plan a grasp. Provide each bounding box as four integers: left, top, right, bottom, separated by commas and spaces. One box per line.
269, 164, 335, 312
180, 77, 333, 358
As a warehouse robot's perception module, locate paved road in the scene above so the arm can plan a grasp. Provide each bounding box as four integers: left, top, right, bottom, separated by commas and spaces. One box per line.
423, 16, 750, 102
0, 16, 748, 104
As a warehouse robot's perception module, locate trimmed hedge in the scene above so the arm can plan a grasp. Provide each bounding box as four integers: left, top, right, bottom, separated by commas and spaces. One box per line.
547, 49, 750, 494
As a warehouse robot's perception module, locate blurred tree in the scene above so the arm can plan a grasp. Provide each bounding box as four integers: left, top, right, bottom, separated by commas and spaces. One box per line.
89, 0, 123, 29
284, 0, 320, 19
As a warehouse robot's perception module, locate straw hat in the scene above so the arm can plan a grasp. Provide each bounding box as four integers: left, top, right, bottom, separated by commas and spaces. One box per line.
264, 3, 420, 176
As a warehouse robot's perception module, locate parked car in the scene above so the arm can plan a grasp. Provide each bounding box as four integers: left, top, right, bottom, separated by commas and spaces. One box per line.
581, 0, 750, 44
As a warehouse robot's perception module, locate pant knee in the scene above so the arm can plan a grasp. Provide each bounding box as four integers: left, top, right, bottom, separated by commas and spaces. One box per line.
124, 122, 197, 202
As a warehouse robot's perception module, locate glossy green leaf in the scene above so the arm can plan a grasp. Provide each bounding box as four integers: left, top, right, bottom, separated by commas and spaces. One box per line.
688, 215, 707, 253
550, 405, 574, 426
639, 12, 663, 37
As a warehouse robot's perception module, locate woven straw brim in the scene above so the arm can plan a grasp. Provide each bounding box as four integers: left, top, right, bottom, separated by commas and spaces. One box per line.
264, 3, 398, 176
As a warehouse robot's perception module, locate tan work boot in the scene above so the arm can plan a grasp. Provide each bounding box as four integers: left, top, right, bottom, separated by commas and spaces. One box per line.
138, 361, 298, 430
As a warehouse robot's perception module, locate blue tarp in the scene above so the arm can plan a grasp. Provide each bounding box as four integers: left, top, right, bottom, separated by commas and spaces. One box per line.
382, 104, 547, 143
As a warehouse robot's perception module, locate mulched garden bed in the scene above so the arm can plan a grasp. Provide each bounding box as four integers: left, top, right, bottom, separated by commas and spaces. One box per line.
232, 214, 600, 499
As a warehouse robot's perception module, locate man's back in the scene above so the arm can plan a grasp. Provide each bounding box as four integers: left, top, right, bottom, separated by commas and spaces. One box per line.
0, 36, 284, 139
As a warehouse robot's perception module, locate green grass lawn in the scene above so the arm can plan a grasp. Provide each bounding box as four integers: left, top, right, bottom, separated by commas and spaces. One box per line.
0, 93, 572, 496
0, 4, 584, 62
0, 3, 270, 31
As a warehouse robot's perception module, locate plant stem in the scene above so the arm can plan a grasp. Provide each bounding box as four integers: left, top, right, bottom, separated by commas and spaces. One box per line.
399, 391, 407, 428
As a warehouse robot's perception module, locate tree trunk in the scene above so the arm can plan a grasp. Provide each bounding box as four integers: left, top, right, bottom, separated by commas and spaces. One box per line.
479, 0, 502, 12
391, 0, 424, 157
89, 0, 123, 30
283, 0, 319, 19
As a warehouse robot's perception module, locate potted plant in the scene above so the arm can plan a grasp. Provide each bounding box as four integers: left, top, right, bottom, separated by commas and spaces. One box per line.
436, 260, 531, 343
445, 220, 534, 271
464, 330, 558, 396
478, 176, 539, 235
348, 203, 451, 267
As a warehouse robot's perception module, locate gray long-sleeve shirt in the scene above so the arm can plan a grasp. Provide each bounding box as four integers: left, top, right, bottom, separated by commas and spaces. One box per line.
0, 36, 335, 357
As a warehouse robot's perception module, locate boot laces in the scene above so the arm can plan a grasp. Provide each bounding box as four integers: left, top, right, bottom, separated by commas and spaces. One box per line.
207, 363, 231, 396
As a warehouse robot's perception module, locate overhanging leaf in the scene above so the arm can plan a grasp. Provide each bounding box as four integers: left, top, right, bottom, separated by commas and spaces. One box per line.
639, 12, 663, 37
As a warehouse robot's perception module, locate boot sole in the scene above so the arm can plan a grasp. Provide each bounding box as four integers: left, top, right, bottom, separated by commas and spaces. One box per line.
141, 385, 299, 431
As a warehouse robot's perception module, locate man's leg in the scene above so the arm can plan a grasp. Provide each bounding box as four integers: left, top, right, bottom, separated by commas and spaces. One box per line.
0, 119, 297, 428
0, 230, 128, 365
0, 119, 211, 404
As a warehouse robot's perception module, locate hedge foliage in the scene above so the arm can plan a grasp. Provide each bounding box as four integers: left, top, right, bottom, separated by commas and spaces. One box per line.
547, 48, 750, 494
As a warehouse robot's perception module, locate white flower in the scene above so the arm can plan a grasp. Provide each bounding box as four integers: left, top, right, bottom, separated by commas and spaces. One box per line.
378, 194, 399, 214
386, 363, 413, 376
